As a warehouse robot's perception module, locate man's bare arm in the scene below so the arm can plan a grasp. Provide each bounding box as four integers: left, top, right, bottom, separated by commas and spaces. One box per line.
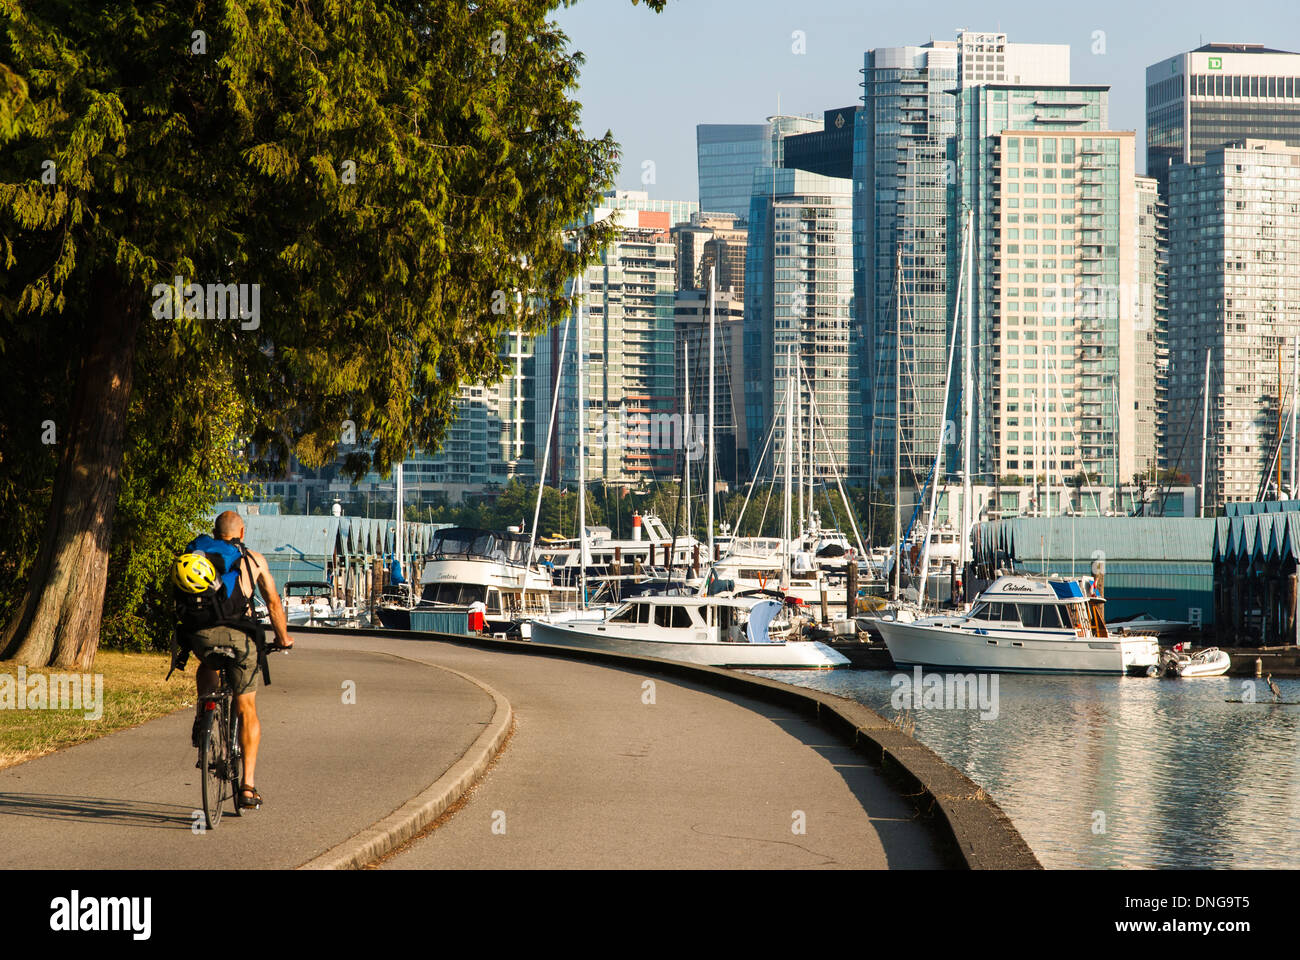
249, 552, 293, 647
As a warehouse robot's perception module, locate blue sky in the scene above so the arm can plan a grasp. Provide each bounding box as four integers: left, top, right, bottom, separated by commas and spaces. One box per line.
553, 0, 1298, 203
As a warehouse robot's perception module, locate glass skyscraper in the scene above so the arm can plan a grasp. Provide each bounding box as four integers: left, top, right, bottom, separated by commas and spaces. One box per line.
697, 124, 772, 220
856, 41, 958, 487
743, 167, 862, 485
697, 118, 821, 220
855, 31, 1077, 490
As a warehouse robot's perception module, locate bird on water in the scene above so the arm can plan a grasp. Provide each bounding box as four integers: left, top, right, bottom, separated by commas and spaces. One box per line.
1267, 673, 1282, 702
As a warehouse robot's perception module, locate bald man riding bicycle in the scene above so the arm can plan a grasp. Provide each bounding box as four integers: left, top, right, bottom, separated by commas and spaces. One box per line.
176, 510, 294, 810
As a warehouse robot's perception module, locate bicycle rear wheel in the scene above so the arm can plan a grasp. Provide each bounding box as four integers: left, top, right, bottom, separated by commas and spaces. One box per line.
200, 704, 227, 830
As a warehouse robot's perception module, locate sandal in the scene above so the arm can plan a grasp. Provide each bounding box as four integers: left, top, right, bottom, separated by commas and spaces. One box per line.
238, 785, 263, 810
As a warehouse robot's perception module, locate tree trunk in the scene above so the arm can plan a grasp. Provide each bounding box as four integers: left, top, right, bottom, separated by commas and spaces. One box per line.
1, 273, 141, 669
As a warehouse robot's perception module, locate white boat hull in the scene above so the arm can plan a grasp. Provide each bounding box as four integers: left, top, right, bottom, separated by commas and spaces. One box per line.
875, 619, 1159, 675
528, 620, 849, 669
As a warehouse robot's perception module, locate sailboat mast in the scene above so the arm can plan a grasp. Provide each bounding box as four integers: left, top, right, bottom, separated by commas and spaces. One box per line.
684, 342, 691, 543
894, 243, 902, 603
1200, 346, 1211, 518
918, 214, 967, 604
782, 349, 794, 588
1292, 334, 1298, 498
959, 209, 973, 588
800, 364, 811, 530
395, 461, 403, 576
1112, 379, 1120, 509
1040, 369, 1050, 512
1278, 343, 1284, 498
707, 268, 716, 560
797, 366, 805, 540
522, 297, 575, 613
576, 249, 588, 610
1032, 394, 1038, 515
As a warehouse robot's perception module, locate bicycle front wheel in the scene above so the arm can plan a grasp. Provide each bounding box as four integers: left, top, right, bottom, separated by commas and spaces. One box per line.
200, 705, 227, 830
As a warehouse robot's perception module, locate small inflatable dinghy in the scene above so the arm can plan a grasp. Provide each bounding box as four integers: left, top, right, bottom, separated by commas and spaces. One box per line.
1146, 645, 1231, 678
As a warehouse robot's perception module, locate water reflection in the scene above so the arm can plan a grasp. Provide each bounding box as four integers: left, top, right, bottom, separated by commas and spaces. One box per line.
750, 669, 1300, 868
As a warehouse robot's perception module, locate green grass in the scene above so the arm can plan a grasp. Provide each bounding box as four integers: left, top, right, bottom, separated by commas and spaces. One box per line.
0, 650, 193, 770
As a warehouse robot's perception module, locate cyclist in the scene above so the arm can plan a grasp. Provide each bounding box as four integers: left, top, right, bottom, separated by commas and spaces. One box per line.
175, 510, 293, 810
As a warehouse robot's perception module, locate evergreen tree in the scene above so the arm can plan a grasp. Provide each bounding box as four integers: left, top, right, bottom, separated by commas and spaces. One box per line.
0, 0, 666, 667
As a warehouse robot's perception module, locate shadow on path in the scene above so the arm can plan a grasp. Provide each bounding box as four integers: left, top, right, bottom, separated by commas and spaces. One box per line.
0, 792, 199, 830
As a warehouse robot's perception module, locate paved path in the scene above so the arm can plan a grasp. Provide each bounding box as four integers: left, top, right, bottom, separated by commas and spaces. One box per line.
321, 635, 945, 869
1, 634, 946, 869
0, 647, 493, 868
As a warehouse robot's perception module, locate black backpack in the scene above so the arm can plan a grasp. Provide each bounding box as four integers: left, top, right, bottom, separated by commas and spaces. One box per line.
174, 534, 255, 633
170, 535, 274, 683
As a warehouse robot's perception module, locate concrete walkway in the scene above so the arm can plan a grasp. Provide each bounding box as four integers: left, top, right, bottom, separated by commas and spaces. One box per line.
0, 647, 493, 868
0, 634, 947, 869
326, 634, 946, 869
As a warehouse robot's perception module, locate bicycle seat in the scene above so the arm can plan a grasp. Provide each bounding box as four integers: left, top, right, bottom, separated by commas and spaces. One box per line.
203, 646, 241, 663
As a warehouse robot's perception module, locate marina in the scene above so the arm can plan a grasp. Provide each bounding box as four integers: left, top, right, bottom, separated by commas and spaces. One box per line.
5, 0, 1299, 933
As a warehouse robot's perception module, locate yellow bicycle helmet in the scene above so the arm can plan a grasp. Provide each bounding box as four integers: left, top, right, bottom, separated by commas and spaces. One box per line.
172, 552, 219, 594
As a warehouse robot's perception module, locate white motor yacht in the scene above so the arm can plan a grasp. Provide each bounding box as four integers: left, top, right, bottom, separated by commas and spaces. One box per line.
528, 593, 849, 669
266, 581, 359, 627
401, 526, 575, 632
874, 575, 1160, 675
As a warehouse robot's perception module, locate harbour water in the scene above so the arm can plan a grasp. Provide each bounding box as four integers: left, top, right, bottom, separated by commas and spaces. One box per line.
750, 667, 1300, 868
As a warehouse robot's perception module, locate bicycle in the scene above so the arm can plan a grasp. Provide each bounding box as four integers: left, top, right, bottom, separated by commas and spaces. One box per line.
192, 632, 289, 829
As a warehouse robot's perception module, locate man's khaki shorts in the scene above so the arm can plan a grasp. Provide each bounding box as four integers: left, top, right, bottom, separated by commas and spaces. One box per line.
189, 626, 259, 695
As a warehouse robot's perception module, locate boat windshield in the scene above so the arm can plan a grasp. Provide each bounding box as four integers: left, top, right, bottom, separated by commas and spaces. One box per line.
968, 601, 1074, 628
420, 583, 488, 605
608, 602, 653, 624
967, 601, 1022, 623
431, 528, 529, 564
1016, 603, 1068, 628
607, 602, 696, 628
